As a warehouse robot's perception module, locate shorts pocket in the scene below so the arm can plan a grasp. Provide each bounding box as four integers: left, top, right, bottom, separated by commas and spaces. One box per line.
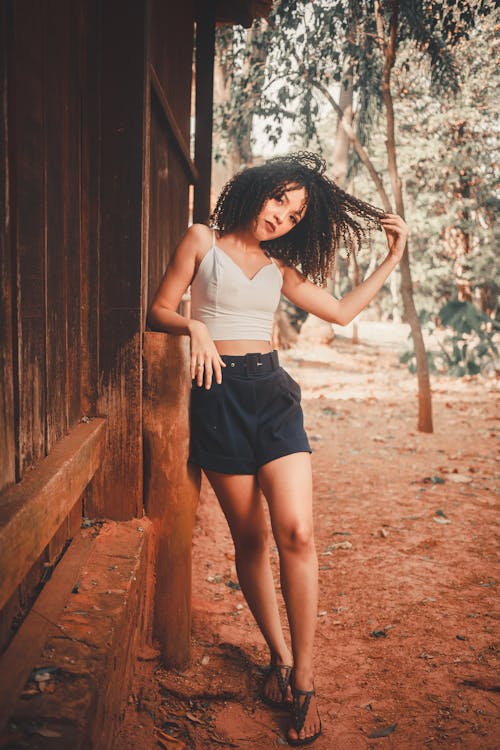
278, 368, 302, 401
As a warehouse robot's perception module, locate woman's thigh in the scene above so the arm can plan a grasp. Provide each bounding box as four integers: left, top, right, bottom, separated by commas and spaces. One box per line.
257, 453, 314, 545
204, 470, 268, 543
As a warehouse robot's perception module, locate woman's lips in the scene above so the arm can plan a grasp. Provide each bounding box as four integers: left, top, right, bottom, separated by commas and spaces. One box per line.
265, 220, 276, 232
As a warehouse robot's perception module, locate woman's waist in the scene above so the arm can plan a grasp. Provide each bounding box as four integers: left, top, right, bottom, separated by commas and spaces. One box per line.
215, 340, 274, 356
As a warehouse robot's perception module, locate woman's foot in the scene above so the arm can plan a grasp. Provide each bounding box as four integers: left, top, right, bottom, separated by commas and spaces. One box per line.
287, 673, 322, 746
260, 652, 294, 707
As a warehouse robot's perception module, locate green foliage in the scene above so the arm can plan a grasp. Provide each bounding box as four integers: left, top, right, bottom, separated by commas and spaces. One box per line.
400, 300, 500, 376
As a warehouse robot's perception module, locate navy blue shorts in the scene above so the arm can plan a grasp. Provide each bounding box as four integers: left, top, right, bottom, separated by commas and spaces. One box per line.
188, 350, 311, 475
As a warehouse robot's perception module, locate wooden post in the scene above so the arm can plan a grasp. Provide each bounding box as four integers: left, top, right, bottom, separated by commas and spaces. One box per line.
142, 332, 200, 668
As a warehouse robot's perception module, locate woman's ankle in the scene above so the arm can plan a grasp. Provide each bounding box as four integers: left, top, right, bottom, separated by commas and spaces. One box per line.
292, 666, 315, 690
270, 648, 293, 666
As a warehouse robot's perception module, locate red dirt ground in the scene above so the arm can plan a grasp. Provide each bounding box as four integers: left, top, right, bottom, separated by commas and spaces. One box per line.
115, 333, 499, 750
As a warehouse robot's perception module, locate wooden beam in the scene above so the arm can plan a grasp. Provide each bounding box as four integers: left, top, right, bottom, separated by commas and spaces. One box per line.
0, 530, 95, 732
193, 0, 216, 224
142, 332, 200, 668
150, 63, 198, 184
0, 418, 106, 612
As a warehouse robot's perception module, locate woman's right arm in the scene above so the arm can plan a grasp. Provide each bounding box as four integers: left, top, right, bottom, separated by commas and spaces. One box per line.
147, 223, 225, 387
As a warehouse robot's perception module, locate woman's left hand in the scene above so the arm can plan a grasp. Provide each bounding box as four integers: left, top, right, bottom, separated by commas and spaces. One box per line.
380, 213, 409, 262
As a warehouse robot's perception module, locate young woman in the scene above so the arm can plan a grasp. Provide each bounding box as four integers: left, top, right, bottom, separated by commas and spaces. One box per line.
147, 152, 408, 746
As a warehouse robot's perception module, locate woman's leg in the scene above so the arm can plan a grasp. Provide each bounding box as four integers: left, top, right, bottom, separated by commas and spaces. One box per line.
204, 470, 293, 703
257, 452, 321, 743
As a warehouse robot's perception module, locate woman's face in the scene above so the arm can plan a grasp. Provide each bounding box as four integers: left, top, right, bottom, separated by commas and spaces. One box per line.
253, 185, 308, 241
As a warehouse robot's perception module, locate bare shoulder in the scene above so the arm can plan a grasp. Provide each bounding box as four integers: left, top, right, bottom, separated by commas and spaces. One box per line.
173, 223, 213, 265
185, 223, 213, 245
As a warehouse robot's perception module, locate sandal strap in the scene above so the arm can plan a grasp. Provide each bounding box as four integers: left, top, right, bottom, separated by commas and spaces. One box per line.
274, 664, 292, 701
292, 688, 315, 734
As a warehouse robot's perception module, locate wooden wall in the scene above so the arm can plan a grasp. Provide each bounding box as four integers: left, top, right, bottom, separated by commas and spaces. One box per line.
0, 0, 199, 656
147, 0, 197, 308
0, 0, 86, 655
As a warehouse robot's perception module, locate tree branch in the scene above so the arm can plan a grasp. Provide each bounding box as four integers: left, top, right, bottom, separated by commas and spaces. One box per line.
310, 78, 392, 212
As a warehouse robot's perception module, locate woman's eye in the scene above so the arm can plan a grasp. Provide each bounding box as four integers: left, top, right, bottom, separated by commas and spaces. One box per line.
290, 216, 297, 225
275, 195, 284, 204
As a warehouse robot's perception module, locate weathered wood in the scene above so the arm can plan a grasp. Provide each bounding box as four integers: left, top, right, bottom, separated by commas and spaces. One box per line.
194, 0, 216, 223
45, 0, 71, 449
0, 418, 106, 612
0, 530, 95, 732
150, 65, 198, 184
150, 0, 194, 140
10, 0, 47, 476
146, 0, 195, 309
64, 0, 83, 429
0, 0, 15, 492
148, 95, 192, 310
143, 332, 200, 667
87, 0, 147, 520
79, 0, 100, 418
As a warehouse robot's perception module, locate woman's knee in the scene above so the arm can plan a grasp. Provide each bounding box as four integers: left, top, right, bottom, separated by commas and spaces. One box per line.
232, 522, 270, 556
276, 522, 315, 556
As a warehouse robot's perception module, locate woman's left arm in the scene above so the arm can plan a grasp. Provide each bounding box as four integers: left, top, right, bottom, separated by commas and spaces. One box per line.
281, 213, 408, 326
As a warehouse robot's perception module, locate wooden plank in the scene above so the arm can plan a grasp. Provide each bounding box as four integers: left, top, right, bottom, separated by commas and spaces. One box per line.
45, 0, 70, 450
150, 0, 194, 139
10, 0, 47, 476
150, 64, 198, 183
79, 0, 100, 417
194, 0, 216, 223
143, 332, 200, 667
0, 418, 106, 612
147, 96, 191, 309
0, 0, 16, 492
87, 0, 146, 520
0, 530, 95, 733
65, 0, 82, 428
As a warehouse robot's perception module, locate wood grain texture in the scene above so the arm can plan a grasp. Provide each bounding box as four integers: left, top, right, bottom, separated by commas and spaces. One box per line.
87, 0, 146, 520
143, 332, 200, 667
11, 0, 47, 476
0, 0, 15, 492
0, 418, 106, 612
194, 0, 216, 224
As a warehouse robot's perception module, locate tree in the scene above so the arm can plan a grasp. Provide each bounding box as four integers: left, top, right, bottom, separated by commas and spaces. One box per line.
214, 0, 495, 432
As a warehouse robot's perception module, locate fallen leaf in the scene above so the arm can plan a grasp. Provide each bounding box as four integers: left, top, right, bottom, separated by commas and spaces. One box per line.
370, 629, 387, 638
446, 473, 472, 484
186, 712, 204, 725
368, 723, 397, 738
422, 476, 445, 484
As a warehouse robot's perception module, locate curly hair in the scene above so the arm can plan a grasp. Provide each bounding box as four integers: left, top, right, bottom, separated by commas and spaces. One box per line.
209, 152, 385, 285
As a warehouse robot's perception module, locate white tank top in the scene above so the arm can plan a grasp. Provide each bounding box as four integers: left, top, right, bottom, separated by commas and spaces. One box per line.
190, 230, 283, 341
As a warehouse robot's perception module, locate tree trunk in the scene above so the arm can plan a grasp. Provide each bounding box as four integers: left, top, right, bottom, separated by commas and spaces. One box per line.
375, 0, 433, 432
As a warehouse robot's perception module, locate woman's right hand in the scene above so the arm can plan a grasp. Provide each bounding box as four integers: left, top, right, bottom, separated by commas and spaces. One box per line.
188, 319, 226, 388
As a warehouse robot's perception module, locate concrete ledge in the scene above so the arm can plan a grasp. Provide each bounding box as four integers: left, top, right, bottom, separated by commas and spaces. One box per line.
0, 518, 154, 750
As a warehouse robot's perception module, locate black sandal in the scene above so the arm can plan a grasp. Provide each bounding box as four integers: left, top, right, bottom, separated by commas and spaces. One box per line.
259, 663, 293, 708
287, 685, 323, 746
